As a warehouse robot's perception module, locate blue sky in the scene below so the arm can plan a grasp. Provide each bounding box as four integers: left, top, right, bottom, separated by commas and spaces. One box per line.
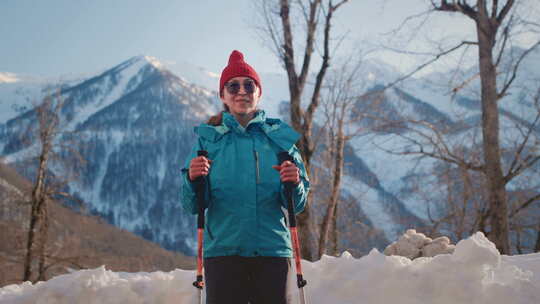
2, 0, 526, 78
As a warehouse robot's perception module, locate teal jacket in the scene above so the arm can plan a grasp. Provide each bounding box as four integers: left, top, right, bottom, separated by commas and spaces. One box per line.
181, 111, 309, 258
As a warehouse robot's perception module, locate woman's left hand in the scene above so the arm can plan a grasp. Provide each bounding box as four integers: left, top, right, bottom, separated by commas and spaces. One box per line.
272, 160, 300, 185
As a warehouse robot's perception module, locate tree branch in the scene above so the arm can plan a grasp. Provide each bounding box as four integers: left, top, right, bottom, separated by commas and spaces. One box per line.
504, 106, 540, 183
385, 41, 478, 89
494, 19, 511, 68
491, 0, 499, 20
496, 0, 514, 25
431, 0, 478, 20
509, 193, 540, 218
298, 0, 321, 88
368, 118, 484, 172
498, 39, 540, 100
280, 0, 299, 86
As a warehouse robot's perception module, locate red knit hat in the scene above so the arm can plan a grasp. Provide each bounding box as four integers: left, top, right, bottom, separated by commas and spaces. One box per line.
219, 50, 262, 97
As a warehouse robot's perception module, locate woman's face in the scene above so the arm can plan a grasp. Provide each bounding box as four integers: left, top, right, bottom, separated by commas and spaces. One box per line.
220, 76, 261, 117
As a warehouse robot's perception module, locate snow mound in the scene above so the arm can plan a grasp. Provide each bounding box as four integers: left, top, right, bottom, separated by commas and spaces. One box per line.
384, 229, 456, 259
0, 267, 198, 304
1, 233, 538, 304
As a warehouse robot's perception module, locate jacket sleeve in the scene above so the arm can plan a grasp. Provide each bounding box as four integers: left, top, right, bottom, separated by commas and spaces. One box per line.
280, 145, 310, 215
180, 138, 205, 215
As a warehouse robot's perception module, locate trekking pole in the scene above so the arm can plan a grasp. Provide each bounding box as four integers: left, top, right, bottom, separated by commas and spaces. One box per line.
278, 152, 308, 304
192, 150, 208, 304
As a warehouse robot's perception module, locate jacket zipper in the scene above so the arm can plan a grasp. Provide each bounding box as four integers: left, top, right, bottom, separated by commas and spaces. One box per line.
254, 150, 260, 184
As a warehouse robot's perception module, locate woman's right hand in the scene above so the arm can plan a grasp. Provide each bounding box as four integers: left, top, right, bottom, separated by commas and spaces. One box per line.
189, 156, 212, 181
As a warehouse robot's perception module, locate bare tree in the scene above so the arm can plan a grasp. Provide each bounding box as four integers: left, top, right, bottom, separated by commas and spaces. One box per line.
255, 0, 350, 261
378, 79, 540, 253
317, 57, 380, 257
22, 91, 85, 282
375, 0, 540, 254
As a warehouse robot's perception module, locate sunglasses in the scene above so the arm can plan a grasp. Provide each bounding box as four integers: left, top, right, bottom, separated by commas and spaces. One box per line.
224, 79, 256, 95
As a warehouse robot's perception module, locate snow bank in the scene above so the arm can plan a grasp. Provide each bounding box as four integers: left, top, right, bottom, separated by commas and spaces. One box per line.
1, 232, 538, 304
384, 229, 456, 259
0, 267, 198, 304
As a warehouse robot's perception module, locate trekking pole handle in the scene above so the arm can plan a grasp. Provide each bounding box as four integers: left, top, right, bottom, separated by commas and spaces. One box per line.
277, 151, 297, 226
277, 152, 295, 187
195, 150, 208, 229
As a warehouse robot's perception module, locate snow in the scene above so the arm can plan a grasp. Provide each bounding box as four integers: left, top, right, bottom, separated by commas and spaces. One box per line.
164, 60, 219, 92
384, 229, 455, 259
399, 78, 471, 117
0, 72, 20, 83
2, 143, 39, 164
350, 133, 435, 218
1, 232, 537, 304
0, 81, 41, 124
65, 58, 149, 131
143, 56, 164, 70
70, 132, 117, 214
341, 174, 402, 241
0, 71, 101, 124
157, 153, 166, 190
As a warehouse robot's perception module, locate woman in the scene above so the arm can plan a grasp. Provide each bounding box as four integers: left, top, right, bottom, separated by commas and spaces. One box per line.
181, 50, 310, 304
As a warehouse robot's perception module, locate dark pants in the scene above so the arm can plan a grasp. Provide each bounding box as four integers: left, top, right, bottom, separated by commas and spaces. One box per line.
204, 256, 292, 304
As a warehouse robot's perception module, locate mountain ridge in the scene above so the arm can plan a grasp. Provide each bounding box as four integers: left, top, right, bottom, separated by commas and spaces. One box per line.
2, 51, 539, 255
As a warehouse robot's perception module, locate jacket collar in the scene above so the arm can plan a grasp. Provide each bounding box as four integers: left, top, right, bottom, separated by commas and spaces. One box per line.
196, 110, 300, 151
223, 110, 266, 132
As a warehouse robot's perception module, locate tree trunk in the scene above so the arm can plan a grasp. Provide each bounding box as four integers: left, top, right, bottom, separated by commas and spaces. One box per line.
276, 0, 348, 260
515, 228, 522, 254
535, 223, 540, 252
476, 8, 510, 254
37, 198, 50, 281
286, 82, 318, 261
330, 202, 338, 256
318, 131, 344, 258
23, 172, 47, 281
23, 199, 41, 282
23, 130, 51, 281
295, 123, 319, 261
458, 165, 473, 240
280, 0, 320, 261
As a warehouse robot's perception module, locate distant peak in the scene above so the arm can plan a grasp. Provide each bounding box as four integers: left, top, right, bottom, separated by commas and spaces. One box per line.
0, 72, 20, 83
142, 55, 164, 69
125, 55, 165, 70
205, 71, 220, 78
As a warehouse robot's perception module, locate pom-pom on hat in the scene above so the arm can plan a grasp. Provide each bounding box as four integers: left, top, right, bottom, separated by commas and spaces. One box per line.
219, 50, 262, 97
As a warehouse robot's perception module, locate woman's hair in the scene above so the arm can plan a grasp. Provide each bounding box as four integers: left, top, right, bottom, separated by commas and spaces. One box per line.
207, 104, 230, 126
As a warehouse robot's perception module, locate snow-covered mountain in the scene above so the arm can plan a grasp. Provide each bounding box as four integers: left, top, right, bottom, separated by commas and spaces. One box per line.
346, 46, 540, 245
1, 56, 219, 254
1, 48, 539, 255
0, 55, 411, 254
